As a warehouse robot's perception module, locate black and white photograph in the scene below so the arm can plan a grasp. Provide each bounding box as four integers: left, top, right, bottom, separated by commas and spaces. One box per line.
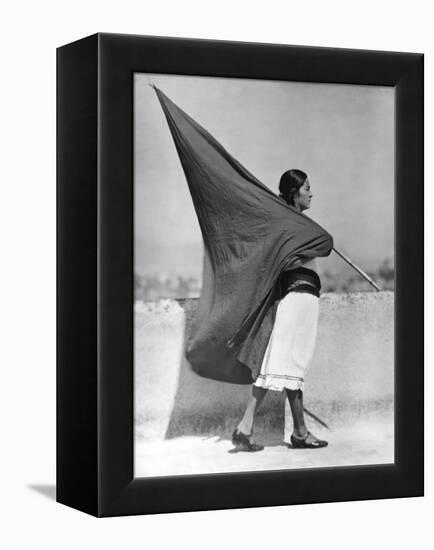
134, 73, 395, 477
3, 0, 430, 543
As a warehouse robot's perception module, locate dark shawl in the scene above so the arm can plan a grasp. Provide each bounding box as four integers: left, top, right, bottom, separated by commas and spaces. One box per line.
152, 87, 333, 384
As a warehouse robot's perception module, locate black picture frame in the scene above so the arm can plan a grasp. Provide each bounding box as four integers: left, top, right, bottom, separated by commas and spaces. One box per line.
56, 33, 424, 517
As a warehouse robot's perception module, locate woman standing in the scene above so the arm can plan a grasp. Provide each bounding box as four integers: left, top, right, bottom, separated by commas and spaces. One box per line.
153, 87, 333, 446
232, 169, 328, 451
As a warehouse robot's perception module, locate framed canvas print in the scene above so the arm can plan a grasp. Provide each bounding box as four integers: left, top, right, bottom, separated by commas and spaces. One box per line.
57, 33, 423, 517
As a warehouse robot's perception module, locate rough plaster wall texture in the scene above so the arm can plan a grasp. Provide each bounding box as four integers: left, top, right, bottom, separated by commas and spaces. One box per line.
134, 291, 394, 440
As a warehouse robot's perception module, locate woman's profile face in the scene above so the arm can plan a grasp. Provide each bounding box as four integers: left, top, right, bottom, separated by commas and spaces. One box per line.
294, 178, 313, 211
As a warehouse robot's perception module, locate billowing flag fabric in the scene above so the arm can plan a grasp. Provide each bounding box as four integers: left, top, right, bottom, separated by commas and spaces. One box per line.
152, 86, 333, 384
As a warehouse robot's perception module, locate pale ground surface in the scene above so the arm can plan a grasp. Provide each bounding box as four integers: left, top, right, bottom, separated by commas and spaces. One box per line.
135, 415, 393, 478
134, 293, 394, 477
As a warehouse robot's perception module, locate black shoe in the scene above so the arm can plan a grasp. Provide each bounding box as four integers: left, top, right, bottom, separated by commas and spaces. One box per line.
232, 429, 264, 452
290, 431, 328, 449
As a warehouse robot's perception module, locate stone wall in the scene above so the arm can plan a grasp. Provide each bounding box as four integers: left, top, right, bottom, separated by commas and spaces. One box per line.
134, 292, 394, 440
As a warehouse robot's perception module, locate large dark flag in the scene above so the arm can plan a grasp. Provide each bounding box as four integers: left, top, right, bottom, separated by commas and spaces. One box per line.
152, 86, 333, 384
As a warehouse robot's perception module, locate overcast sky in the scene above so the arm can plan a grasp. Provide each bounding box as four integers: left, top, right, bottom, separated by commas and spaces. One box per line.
134, 73, 394, 279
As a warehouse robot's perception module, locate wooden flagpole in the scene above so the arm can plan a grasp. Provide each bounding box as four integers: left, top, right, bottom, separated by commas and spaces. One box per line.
332, 247, 382, 291
303, 406, 330, 430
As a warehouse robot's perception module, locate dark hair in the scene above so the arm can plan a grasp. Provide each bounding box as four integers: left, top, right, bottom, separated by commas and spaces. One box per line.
279, 169, 308, 206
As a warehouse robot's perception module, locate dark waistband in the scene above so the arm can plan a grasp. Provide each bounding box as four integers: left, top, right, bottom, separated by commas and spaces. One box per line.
279, 267, 321, 298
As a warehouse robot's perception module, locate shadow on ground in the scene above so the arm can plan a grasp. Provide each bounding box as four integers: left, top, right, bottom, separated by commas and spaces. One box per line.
27, 484, 56, 501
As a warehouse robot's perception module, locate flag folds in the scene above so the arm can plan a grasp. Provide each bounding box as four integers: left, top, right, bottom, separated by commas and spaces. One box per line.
152, 86, 333, 384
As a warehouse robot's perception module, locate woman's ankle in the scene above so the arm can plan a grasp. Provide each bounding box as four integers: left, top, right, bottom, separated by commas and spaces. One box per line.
236, 424, 252, 437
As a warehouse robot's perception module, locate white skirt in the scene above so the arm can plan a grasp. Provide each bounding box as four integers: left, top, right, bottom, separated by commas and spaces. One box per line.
253, 292, 319, 392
